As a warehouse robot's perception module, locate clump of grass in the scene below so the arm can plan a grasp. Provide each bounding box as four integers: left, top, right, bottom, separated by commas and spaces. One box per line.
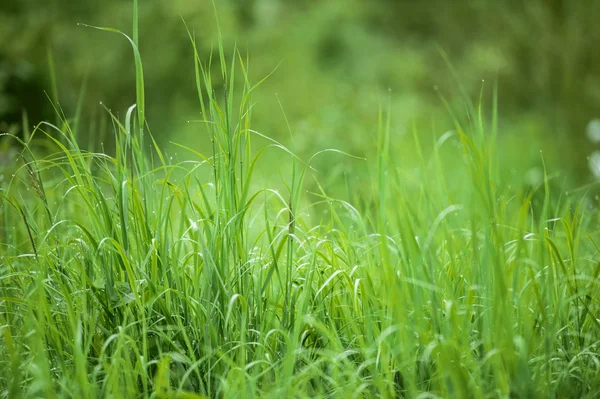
1, 2, 600, 398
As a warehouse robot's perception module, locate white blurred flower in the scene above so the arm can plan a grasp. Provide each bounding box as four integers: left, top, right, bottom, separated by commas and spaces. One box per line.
589, 151, 600, 178
524, 167, 543, 186
188, 219, 199, 232
586, 119, 600, 143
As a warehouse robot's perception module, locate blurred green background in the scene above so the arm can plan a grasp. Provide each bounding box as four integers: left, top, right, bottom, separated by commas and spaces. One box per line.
1, 0, 599, 187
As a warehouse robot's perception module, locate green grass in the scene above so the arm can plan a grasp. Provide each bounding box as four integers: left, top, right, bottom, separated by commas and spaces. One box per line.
1, 3, 600, 398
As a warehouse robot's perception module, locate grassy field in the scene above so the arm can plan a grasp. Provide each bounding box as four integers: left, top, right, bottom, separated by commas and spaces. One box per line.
2, 3, 600, 398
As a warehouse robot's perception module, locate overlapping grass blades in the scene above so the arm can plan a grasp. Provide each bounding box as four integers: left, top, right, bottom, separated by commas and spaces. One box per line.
1, 1, 600, 398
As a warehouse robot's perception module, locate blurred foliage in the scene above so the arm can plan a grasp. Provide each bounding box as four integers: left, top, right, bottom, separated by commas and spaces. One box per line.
1, 0, 599, 184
